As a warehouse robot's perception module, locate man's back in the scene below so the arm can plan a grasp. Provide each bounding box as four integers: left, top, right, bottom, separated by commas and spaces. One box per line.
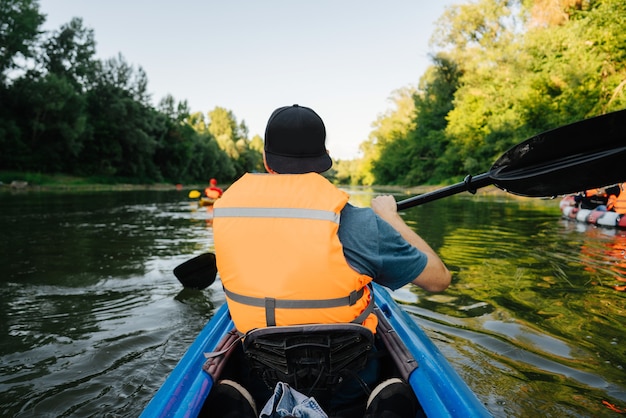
213, 173, 377, 333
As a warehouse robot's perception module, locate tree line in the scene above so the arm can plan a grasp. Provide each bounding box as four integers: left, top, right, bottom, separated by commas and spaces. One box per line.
1, 0, 263, 184
336, 0, 626, 186
2, 0, 625, 187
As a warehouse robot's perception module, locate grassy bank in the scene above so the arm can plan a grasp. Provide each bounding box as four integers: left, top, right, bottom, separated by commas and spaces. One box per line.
0, 171, 195, 191
0, 170, 508, 199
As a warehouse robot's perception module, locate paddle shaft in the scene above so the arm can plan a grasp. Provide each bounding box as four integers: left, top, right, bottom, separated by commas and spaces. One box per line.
396, 174, 492, 211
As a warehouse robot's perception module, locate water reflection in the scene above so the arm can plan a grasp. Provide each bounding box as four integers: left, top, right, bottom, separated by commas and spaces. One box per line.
0, 191, 220, 417
0, 189, 624, 417
560, 220, 626, 290
350, 188, 625, 416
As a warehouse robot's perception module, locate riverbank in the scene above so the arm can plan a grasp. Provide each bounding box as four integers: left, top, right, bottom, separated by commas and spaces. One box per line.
0, 171, 198, 192
0, 170, 509, 199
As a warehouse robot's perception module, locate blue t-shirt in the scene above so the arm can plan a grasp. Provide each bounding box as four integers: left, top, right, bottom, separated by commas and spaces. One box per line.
337, 203, 427, 290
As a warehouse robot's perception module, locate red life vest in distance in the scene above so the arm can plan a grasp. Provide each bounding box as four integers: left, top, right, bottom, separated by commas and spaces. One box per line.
212, 173, 377, 334
205, 187, 222, 199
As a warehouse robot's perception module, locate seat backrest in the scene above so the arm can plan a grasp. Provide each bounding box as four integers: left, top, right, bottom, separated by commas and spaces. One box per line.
242, 323, 374, 399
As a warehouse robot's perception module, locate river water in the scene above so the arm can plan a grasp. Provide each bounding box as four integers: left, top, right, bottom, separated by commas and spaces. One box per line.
0, 187, 624, 417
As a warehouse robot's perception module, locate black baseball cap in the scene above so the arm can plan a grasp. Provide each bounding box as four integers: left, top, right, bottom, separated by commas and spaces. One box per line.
264, 104, 332, 174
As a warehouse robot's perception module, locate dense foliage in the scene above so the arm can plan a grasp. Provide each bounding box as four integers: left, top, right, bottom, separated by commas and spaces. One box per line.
0, 0, 263, 184
357, 0, 626, 185
2, 0, 624, 186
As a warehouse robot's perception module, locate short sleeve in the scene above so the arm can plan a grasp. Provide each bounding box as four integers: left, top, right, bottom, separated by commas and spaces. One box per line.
338, 204, 428, 290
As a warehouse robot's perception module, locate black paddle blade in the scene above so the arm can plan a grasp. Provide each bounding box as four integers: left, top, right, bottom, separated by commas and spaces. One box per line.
396, 108, 626, 211
173, 252, 217, 290
491, 109, 626, 197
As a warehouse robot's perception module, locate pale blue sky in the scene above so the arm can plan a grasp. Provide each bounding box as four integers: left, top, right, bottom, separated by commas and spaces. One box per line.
39, 1, 458, 159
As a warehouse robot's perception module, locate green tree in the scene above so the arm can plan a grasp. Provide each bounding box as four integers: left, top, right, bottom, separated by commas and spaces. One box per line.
0, 2, 258, 185
431, 0, 518, 72
207, 106, 262, 176
10, 72, 86, 172
357, 0, 625, 186
518, 0, 626, 131
0, 0, 45, 169
79, 55, 159, 180
97, 53, 150, 105
367, 88, 417, 185
434, 0, 524, 174
527, 0, 588, 27
186, 111, 209, 134
435, 0, 626, 177
208, 107, 241, 160
42, 18, 99, 91
0, 0, 44, 84
151, 95, 194, 182
403, 55, 461, 184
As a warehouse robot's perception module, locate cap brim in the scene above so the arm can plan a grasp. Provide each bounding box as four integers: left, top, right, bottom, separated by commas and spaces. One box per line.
265, 151, 332, 174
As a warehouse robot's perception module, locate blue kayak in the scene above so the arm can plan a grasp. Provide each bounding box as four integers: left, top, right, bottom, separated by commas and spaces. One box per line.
141, 283, 491, 417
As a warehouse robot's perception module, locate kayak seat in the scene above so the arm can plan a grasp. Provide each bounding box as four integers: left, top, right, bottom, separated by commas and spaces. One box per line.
242, 323, 374, 401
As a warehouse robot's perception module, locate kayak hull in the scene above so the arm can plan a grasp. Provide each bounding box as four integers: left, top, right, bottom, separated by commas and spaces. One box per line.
560, 196, 626, 229
141, 283, 491, 417
198, 197, 217, 207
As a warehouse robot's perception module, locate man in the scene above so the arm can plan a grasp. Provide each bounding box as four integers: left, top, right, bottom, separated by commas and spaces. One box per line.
205, 178, 223, 199
210, 104, 451, 417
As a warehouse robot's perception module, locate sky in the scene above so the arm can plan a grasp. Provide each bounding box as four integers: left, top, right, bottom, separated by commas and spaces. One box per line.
38, 0, 458, 160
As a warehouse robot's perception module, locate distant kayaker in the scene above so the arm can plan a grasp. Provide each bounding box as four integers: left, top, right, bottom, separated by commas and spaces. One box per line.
607, 183, 626, 214
205, 178, 223, 199
585, 183, 625, 214
210, 104, 451, 418
574, 187, 608, 209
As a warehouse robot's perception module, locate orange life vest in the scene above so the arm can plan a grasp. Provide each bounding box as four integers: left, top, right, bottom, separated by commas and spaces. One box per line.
213, 173, 377, 334
585, 188, 606, 198
607, 183, 626, 215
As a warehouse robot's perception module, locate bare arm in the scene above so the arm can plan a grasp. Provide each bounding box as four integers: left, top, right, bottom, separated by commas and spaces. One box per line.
371, 195, 451, 292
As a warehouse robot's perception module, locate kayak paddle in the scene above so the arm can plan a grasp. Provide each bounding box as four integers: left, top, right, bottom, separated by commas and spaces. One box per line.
397, 108, 626, 210
188, 190, 201, 199
174, 109, 626, 288
173, 252, 217, 290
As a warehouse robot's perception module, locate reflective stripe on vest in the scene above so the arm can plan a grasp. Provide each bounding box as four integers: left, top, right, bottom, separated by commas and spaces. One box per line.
213, 207, 340, 223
